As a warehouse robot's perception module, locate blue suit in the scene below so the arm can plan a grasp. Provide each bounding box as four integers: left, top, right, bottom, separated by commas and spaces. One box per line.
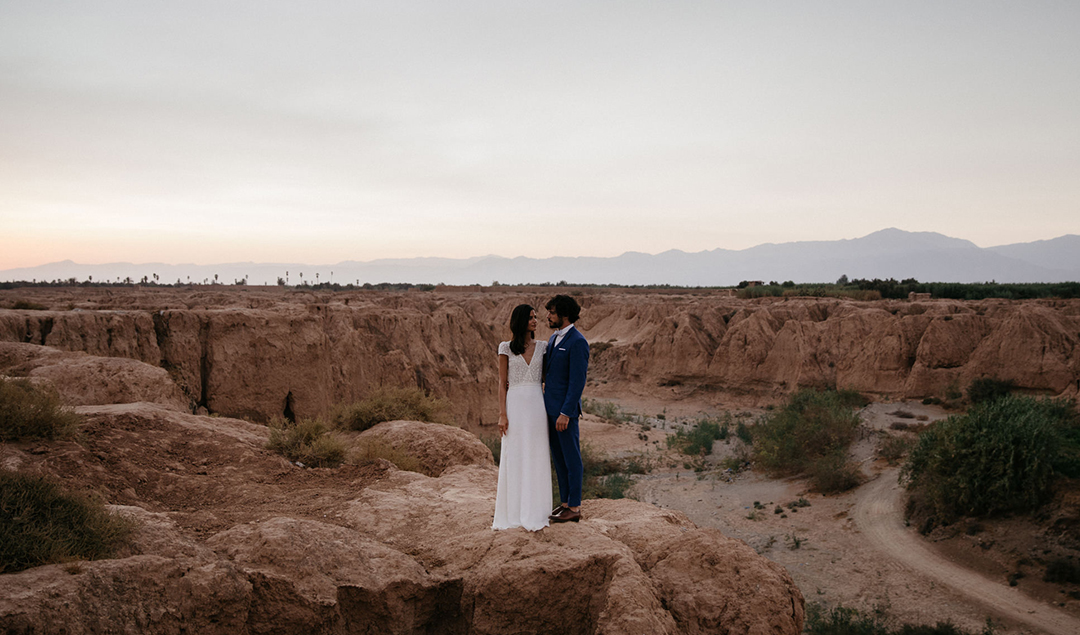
543, 326, 589, 507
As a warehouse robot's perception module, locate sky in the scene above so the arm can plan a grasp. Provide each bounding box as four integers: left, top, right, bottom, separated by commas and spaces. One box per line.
1, 1, 1078, 270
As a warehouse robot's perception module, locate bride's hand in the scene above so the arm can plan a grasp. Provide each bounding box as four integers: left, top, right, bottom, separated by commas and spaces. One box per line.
498, 414, 509, 436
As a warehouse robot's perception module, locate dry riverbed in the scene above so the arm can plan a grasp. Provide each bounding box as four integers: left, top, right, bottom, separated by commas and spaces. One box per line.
582, 399, 1080, 635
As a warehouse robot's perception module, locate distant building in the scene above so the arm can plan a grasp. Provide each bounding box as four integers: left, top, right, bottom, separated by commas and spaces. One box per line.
908, 292, 932, 301
746, 280, 765, 288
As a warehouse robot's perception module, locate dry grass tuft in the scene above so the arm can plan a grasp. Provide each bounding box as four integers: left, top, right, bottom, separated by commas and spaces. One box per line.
0, 377, 80, 441
330, 387, 451, 432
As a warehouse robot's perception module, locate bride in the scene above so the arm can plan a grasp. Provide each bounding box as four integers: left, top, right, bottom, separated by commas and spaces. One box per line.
492, 304, 553, 531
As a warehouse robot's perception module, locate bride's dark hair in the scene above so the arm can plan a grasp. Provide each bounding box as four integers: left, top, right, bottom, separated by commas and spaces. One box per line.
508, 304, 534, 355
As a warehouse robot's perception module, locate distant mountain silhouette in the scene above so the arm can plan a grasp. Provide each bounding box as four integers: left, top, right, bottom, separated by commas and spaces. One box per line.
986, 235, 1080, 273
3, 229, 1077, 287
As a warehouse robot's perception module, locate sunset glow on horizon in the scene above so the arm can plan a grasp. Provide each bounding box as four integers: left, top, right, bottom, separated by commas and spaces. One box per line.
2, 2, 1078, 271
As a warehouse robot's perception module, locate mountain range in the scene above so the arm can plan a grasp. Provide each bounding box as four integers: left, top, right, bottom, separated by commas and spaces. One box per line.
3, 229, 1078, 287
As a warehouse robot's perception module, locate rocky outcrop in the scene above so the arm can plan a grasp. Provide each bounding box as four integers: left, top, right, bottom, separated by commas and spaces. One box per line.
1, 289, 1077, 427
581, 296, 1080, 404
0, 342, 188, 411
0, 297, 501, 426
1, 400, 804, 634
356, 419, 496, 476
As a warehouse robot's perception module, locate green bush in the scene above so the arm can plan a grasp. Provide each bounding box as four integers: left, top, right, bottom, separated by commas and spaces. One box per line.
736, 420, 753, 444
805, 603, 993, 635
267, 417, 346, 467
667, 418, 726, 456
808, 451, 863, 494
966, 377, 1014, 404
1, 470, 135, 574
330, 387, 451, 432
480, 435, 501, 465
0, 377, 80, 441
836, 388, 871, 408
590, 473, 632, 499
878, 435, 914, 465
901, 396, 1074, 526
753, 389, 861, 475
576, 443, 635, 500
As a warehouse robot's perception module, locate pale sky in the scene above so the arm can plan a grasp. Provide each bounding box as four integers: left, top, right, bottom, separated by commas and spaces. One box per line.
1, 1, 1078, 270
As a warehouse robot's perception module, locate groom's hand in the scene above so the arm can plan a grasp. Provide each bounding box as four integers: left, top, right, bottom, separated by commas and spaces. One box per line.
556, 414, 569, 432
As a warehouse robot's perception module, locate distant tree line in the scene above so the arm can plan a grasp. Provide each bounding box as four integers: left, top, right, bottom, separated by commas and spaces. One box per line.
849, 278, 1080, 300
2, 277, 1079, 299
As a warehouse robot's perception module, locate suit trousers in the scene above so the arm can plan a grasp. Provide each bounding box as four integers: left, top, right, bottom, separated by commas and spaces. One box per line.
548, 414, 583, 507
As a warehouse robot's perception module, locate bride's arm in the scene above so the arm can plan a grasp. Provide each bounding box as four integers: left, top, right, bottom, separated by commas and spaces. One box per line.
498, 353, 509, 436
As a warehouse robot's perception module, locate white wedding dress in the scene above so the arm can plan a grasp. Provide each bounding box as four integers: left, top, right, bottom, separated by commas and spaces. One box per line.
492, 339, 553, 531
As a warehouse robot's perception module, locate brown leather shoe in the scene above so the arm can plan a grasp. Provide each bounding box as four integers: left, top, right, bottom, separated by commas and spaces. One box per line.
550, 508, 581, 523
551, 504, 568, 516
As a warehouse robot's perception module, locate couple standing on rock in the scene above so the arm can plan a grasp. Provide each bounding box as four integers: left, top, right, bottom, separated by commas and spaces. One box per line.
492, 295, 589, 531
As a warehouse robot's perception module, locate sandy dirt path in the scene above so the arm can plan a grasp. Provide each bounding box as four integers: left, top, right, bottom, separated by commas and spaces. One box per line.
854, 470, 1080, 635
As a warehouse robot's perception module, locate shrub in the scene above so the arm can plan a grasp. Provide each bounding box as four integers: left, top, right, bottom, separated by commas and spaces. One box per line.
591, 473, 632, 499
267, 417, 346, 468
1, 470, 135, 574
721, 453, 749, 472
1044, 558, 1080, 584
10, 300, 48, 310
808, 451, 863, 493
967, 377, 1014, 404
836, 389, 871, 408
753, 389, 862, 476
578, 442, 634, 500
879, 435, 914, 465
901, 396, 1073, 526
804, 603, 993, 635
330, 387, 451, 432
480, 435, 501, 465
0, 377, 80, 441
353, 438, 424, 474
735, 420, 753, 444
582, 398, 621, 421
582, 442, 622, 479
804, 603, 887, 635
667, 418, 726, 456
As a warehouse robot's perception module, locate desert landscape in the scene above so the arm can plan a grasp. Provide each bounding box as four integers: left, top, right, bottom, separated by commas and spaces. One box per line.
3, 285, 1080, 634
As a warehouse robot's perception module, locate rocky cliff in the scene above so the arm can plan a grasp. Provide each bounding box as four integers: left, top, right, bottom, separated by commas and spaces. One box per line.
0, 356, 805, 633
2, 288, 1078, 427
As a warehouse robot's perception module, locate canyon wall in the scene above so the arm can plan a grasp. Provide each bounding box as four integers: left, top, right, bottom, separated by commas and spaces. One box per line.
2, 288, 1078, 427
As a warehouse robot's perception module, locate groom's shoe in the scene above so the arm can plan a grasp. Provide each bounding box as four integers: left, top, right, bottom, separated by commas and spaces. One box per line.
550, 508, 581, 523
551, 504, 568, 516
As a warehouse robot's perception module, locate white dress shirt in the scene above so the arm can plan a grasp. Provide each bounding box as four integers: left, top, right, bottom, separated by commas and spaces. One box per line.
553, 323, 575, 348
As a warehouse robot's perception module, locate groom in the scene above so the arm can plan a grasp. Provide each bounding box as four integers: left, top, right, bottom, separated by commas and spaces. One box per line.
543, 294, 589, 523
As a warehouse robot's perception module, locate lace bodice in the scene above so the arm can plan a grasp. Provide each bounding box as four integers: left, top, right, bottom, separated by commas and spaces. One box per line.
499, 340, 546, 387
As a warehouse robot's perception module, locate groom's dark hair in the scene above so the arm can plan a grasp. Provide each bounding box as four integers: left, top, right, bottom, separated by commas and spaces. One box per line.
546, 295, 580, 323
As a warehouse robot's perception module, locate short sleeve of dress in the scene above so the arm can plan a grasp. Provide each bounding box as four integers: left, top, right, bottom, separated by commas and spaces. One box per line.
498, 341, 510, 356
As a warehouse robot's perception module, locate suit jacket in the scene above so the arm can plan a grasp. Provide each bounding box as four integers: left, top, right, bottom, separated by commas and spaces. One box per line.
543, 326, 589, 419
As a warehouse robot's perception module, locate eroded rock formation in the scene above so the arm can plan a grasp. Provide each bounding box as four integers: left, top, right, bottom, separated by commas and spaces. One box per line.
2, 288, 1078, 428
0, 404, 804, 634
